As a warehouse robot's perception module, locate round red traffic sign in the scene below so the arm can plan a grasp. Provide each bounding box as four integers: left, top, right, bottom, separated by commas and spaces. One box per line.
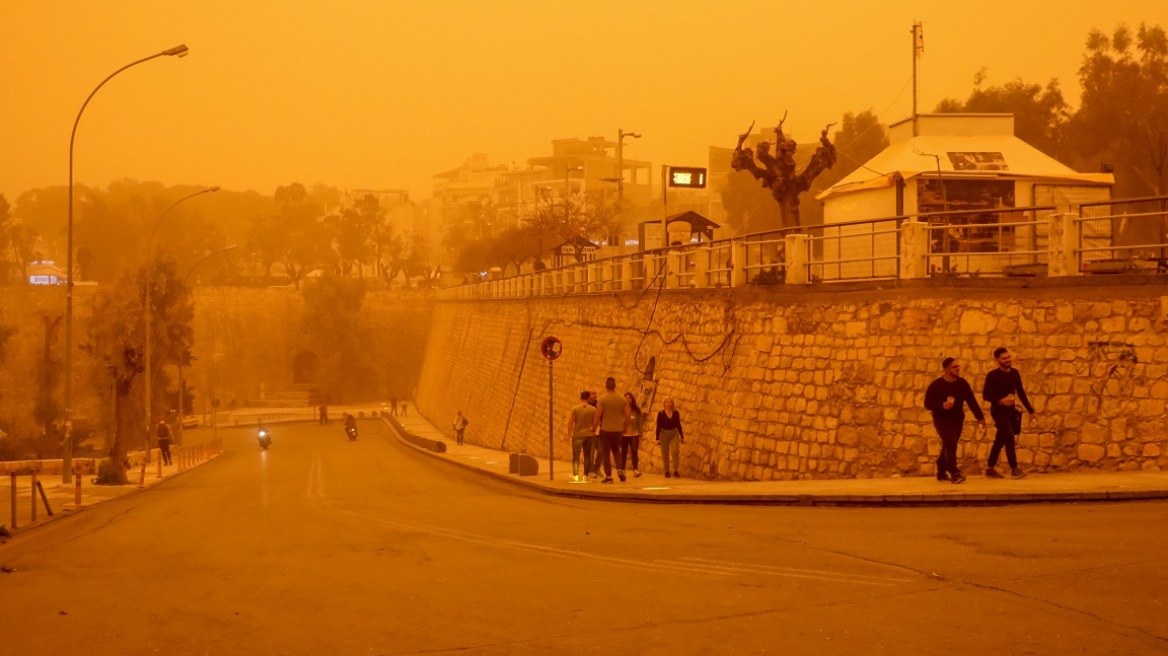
540, 336, 563, 361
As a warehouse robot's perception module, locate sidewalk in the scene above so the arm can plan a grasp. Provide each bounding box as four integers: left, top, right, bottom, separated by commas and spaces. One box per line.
0, 446, 222, 538
390, 414, 1168, 506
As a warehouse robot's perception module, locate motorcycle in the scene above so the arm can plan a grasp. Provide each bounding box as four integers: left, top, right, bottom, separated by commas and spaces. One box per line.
346, 425, 358, 441
257, 427, 272, 450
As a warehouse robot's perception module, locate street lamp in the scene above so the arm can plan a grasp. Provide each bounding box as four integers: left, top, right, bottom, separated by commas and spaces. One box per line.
144, 186, 219, 458
63, 43, 189, 484
615, 129, 641, 213
175, 245, 238, 447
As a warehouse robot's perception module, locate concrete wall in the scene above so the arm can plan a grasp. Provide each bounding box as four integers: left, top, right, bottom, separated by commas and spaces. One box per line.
415, 278, 1168, 480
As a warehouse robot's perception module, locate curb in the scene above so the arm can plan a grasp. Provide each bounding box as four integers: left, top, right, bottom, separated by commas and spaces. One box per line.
381, 418, 1168, 507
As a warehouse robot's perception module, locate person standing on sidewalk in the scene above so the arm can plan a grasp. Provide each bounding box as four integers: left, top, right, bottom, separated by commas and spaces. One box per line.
452, 411, 468, 446
656, 398, 685, 478
592, 377, 630, 483
621, 392, 645, 478
566, 390, 595, 482
155, 420, 173, 466
584, 389, 599, 479
982, 347, 1035, 479
924, 357, 985, 484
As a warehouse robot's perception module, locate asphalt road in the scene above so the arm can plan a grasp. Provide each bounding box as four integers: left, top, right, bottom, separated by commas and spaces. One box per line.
1, 420, 1165, 655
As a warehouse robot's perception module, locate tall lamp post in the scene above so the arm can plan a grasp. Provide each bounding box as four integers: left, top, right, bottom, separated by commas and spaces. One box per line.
175, 245, 237, 447
63, 44, 189, 484
615, 129, 641, 212
144, 186, 219, 457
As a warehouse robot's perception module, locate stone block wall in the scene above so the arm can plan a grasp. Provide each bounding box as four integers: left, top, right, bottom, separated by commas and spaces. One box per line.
415, 279, 1168, 480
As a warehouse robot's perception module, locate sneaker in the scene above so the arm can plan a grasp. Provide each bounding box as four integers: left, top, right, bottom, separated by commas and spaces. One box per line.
617, 470, 626, 482
1010, 467, 1027, 479
985, 467, 1003, 478
601, 477, 614, 484
664, 472, 671, 479
634, 469, 642, 478
572, 474, 580, 482
588, 472, 599, 480
951, 474, 967, 484
936, 471, 950, 482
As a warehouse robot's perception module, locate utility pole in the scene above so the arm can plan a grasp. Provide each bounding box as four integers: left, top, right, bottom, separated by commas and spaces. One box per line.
912, 21, 924, 137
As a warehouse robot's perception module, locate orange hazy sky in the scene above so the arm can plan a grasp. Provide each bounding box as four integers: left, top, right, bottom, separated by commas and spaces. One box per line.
1, 1, 1161, 203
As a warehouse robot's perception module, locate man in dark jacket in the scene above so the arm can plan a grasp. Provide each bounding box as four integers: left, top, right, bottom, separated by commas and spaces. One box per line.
982, 347, 1036, 479
925, 357, 985, 484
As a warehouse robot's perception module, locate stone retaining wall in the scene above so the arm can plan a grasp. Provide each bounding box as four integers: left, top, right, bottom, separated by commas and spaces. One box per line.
415, 278, 1168, 481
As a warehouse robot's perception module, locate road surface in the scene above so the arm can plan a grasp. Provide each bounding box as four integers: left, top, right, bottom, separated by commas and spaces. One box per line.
1, 420, 1165, 655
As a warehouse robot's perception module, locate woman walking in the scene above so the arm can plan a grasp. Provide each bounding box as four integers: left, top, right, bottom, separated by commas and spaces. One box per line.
620, 392, 645, 479
655, 398, 684, 478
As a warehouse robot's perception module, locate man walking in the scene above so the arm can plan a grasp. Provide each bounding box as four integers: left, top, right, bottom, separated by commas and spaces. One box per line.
982, 347, 1035, 479
924, 357, 984, 484
155, 420, 173, 466
592, 377, 630, 484
584, 389, 599, 479
566, 390, 595, 482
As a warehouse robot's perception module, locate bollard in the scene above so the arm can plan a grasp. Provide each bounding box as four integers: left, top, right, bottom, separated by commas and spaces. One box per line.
157, 456, 163, 479
30, 471, 38, 522
75, 467, 82, 507
138, 457, 147, 487
10, 473, 16, 529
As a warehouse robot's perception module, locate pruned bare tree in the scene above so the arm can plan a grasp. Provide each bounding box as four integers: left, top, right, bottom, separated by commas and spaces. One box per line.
731, 115, 837, 228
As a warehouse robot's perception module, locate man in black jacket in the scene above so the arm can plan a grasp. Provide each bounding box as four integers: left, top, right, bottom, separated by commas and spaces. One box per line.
925, 357, 985, 484
982, 347, 1036, 479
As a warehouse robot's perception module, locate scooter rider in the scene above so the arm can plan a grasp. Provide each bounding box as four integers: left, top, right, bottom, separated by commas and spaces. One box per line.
344, 413, 357, 438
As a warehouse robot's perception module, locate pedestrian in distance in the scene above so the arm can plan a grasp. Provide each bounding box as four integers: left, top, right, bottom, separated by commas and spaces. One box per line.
401, 399, 409, 416
924, 357, 985, 484
592, 377, 631, 483
391, 397, 399, 417
452, 410, 468, 446
982, 347, 1035, 479
155, 420, 173, 466
566, 390, 595, 481
319, 402, 329, 425
620, 392, 645, 478
656, 398, 684, 478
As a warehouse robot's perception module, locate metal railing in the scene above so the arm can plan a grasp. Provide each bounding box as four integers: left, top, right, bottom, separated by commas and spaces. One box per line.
921, 206, 1055, 276
1075, 196, 1168, 273
437, 200, 1166, 299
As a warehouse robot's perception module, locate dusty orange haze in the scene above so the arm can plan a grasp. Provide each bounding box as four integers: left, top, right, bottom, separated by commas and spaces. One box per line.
0, 0, 1161, 201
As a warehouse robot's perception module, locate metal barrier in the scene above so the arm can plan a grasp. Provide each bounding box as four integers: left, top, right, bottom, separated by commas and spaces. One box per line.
1075, 196, 1168, 274
437, 200, 1165, 299
8, 469, 52, 529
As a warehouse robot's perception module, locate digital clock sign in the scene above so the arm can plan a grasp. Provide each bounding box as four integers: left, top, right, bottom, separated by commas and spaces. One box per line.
668, 166, 707, 188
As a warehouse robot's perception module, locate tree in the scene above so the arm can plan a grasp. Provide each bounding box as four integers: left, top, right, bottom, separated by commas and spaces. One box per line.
249, 183, 335, 287
731, 115, 838, 228
81, 257, 192, 484
327, 194, 381, 277
524, 189, 613, 262
1068, 22, 1168, 196
299, 277, 374, 402
935, 72, 1070, 159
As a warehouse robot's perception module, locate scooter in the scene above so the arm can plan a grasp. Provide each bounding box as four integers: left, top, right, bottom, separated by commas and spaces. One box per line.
257, 427, 272, 450
346, 425, 358, 441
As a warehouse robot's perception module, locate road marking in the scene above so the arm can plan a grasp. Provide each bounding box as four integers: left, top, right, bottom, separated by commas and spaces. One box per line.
329, 505, 917, 585
675, 557, 915, 586
306, 456, 326, 499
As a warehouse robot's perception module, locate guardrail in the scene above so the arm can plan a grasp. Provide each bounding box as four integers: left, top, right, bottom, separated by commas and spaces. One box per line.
1075, 196, 1168, 274
439, 199, 1168, 299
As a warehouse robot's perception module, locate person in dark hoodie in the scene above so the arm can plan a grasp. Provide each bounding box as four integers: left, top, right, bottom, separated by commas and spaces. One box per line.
924, 357, 985, 484
982, 347, 1036, 479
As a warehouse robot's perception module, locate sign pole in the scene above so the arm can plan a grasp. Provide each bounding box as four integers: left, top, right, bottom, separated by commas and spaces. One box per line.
548, 360, 554, 481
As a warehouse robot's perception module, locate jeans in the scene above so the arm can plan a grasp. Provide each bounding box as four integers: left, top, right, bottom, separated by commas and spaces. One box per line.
618, 435, 640, 470
455, 429, 464, 445
582, 436, 597, 475
596, 431, 621, 478
988, 409, 1021, 468
158, 439, 172, 466
659, 428, 680, 473
571, 437, 588, 477
933, 420, 963, 477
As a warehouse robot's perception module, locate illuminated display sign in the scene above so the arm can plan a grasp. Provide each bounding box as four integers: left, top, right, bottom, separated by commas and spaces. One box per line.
668, 167, 707, 188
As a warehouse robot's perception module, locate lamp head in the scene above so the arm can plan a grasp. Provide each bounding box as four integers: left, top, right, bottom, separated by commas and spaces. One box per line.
207, 185, 221, 192
164, 44, 190, 58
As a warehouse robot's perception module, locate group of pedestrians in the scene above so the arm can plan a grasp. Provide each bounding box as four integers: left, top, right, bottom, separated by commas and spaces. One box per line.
925, 347, 1035, 484
566, 376, 686, 483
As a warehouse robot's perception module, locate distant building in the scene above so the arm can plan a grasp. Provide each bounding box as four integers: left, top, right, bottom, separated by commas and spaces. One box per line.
27, 260, 64, 285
